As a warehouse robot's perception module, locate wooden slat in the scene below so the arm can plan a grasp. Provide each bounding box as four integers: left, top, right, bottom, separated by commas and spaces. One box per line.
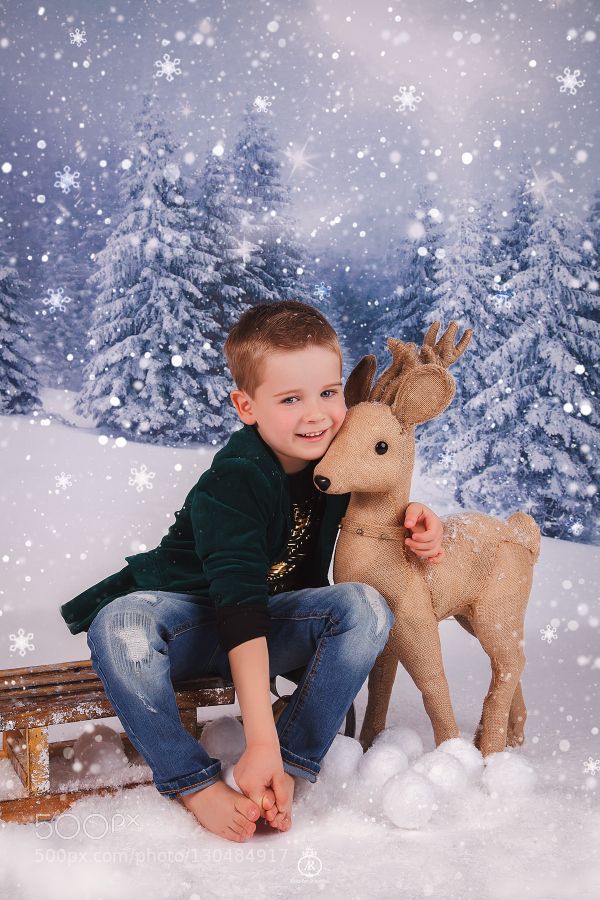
0, 683, 236, 730
0, 674, 233, 707
0, 659, 95, 679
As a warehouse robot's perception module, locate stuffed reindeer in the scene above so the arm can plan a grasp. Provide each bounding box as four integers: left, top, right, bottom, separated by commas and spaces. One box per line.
314, 322, 541, 757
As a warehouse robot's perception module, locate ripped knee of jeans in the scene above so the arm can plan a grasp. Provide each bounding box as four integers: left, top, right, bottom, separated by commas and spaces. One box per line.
108, 606, 156, 673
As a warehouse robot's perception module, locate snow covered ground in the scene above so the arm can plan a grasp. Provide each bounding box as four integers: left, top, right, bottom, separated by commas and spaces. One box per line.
1, 390, 599, 899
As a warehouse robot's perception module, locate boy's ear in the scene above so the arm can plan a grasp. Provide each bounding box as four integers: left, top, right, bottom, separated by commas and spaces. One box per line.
344, 355, 377, 408
229, 388, 254, 422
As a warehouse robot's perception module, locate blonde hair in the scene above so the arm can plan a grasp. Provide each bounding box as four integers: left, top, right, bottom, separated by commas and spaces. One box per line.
224, 300, 343, 398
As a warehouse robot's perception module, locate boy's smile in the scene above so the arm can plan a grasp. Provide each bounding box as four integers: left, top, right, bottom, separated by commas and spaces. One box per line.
230, 346, 347, 475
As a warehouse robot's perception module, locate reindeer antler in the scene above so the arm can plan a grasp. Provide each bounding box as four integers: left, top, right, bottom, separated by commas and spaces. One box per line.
369, 339, 419, 404
367, 322, 472, 406
419, 321, 473, 369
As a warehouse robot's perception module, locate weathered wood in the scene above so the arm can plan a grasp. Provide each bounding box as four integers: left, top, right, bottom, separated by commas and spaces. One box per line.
0, 658, 237, 823
28, 727, 50, 794
0, 658, 235, 730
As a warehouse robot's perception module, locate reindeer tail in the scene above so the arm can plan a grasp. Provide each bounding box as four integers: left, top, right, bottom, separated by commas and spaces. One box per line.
506, 511, 541, 563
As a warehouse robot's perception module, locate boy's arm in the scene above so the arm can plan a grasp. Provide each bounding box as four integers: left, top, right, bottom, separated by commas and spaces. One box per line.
228, 637, 278, 747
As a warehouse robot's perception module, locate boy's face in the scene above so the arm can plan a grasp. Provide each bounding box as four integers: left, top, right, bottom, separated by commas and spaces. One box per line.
230, 345, 347, 474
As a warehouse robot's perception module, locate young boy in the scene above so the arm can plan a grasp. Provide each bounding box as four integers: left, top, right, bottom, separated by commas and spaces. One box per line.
60, 300, 445, 844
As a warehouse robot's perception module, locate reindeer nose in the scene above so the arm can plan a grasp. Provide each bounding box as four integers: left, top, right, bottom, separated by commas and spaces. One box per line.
314, 475, 330, 492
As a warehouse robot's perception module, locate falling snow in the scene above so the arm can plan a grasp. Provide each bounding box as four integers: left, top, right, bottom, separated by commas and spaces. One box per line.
69, 28, 87, 47
393, 85, 423, 112
54, 471, 72, 491
41, 287, 72, 313
540, 623, 559, 643
153, 53, 182, 82
252, 95, 272, 113
54, 165, 80, 194
128, 463, 156, 492
556, 66, 586, 95
9, 627, 35, 656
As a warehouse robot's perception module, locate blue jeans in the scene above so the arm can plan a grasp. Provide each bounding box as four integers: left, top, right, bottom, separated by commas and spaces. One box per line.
86, 582, 394, 800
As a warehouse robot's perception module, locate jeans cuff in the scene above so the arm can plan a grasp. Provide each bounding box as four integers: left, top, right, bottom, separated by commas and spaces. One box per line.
156, 759, 222, 799
280, 746, 319, 782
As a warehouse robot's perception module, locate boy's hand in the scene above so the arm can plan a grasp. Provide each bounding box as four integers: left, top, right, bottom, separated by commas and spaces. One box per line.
403, 502, 445, 563
233, 739, 287, 822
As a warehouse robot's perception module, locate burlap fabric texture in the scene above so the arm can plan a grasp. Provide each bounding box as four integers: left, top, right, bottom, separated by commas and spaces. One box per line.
314, 322, 541, 757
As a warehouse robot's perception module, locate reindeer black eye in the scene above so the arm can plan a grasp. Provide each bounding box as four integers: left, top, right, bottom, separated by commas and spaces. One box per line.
375, 441, 388, 455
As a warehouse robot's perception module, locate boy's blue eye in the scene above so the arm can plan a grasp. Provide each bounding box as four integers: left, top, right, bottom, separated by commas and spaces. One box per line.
281, 390, 337, 404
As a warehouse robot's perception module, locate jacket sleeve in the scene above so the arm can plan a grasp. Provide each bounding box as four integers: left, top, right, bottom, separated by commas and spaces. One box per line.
190, 458, 273, 653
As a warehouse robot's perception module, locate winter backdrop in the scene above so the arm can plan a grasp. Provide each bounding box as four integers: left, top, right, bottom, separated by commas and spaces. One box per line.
0, 1, 599, 898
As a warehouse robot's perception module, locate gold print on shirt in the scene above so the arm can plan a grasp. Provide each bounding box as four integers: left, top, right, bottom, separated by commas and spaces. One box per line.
267, 498, 316, 591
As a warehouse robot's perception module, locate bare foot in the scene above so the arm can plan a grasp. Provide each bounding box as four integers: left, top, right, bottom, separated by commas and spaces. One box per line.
178, 778, 262, 842
262, 772, 295, 831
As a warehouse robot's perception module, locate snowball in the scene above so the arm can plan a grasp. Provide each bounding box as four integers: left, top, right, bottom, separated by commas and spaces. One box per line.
200, 715, 245, 767
72, 723, 128, 777
438, 737, 485, 782
357, 743, 409, 796
381, 770, 437, 829
372, 725, 423, 761
320, 733, 364, 785
412, 749, 469, 794
481, 751, 537, 798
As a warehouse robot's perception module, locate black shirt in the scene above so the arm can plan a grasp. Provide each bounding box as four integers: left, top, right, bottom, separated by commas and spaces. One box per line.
266, 462, 325, 595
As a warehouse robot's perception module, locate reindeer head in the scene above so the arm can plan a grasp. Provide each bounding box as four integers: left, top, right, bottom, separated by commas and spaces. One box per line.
313, 321, 473, 495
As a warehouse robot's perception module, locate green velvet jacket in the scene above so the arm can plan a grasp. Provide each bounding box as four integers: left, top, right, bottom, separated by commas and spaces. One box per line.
60, 423, 351, 651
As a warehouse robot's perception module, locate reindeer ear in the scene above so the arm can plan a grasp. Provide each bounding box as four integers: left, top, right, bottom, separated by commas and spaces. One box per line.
343, 355, 377, 408
391, 365, 455, 425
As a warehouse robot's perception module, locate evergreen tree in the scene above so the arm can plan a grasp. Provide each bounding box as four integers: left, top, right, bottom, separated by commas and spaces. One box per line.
450, 201, 599, 542
230, 103, 312, 304
0, 259, 42, 414
75, 93, 230, 445
373, 186, 446, 354
416, 198, 510, 469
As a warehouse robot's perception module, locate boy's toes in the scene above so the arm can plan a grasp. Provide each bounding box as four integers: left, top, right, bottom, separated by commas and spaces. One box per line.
234, 811, 257, 837
236, 795, 261, 823
269, 810, 291, 831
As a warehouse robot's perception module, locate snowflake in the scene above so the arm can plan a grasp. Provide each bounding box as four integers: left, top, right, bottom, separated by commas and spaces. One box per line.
393, 85, 423, 112
583, 756, 600, 775
42, 287, 72, 313
128, 464, 156, 493
570, 520, 584, 537
556, 66, 585, 95
489, 288, 514, 312
55, 471, 72, 491
69, 28, 87, 47
540, 623, 558, 644
438, 450, 456, 470
10, 628, 35, 656
154, 53, 182, 82
54, 165, 80, 195
313, 281, 331, 302
253, 95, 272, 113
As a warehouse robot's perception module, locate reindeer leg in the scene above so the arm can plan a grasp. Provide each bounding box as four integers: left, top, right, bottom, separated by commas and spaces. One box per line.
359, 644, 398, 751
474, 677, 526, 750
471, 544, 530, 757
388, 615, 461, 748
